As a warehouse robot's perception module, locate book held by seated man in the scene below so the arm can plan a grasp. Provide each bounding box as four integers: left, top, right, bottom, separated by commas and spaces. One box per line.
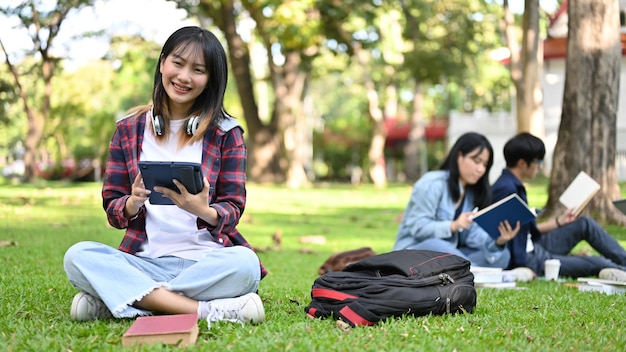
121, 313, 199, 347
471, 193, 537, 240
559, 171, 600, 216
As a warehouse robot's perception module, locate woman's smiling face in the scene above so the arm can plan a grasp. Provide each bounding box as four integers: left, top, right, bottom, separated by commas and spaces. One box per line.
159, 44, 209, 119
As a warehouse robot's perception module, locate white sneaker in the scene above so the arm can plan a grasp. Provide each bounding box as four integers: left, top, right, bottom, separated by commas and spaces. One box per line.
599, 268, 626, 283
205, 293, 265, 328
502, 267, 537, 282
70, 292, 113, 321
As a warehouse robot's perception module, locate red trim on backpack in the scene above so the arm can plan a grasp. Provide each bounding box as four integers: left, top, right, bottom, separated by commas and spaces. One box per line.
307, 308, 317, 317
312, 288, 358, 301
339, 306, 375, 326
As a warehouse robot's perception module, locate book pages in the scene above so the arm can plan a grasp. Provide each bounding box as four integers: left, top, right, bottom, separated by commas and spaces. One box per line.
559, 171, 600, 216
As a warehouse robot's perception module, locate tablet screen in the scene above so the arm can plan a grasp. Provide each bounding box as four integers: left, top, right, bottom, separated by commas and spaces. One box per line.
138, 161, 203, 205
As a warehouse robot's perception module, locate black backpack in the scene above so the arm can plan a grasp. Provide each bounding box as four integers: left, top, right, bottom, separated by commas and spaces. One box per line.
304, 249, 476, 328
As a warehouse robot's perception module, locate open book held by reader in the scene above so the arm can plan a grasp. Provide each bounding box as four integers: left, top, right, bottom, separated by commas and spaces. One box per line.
559, 171, 600, 216
472, 193, 537, 239
139, 161, 204, 205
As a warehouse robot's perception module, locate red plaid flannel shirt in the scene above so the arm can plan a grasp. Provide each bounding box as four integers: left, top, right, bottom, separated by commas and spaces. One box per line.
102, 111, 266, 278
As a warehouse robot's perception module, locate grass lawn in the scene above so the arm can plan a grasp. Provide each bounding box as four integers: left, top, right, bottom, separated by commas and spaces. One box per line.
1, 178, 626, 351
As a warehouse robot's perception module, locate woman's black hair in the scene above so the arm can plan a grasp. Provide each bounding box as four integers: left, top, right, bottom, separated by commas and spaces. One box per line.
152, 26, 229, 135
503, 132, 546, 167
439, 132, 494, 208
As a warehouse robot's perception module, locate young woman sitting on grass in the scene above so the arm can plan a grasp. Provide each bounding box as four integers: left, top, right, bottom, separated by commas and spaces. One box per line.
393, 132, 527, 278
63, 26, 265, 326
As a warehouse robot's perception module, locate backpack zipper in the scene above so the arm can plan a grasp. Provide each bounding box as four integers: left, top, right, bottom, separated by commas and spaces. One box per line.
439, 273, 455, 284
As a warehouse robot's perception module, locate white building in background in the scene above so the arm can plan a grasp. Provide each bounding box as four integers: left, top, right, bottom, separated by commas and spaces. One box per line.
448, 110, 560, 183
449, 0, 626, 182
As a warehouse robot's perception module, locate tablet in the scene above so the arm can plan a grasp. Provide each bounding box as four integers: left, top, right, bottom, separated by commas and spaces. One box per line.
614, 199, 626, 215
138, 161, 204, 205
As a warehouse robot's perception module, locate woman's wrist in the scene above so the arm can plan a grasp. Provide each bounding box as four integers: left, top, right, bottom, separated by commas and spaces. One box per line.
495, 237, 506, 247
124, 196, 140, 219
198, 206, 219, 226
555, 216, 562, 228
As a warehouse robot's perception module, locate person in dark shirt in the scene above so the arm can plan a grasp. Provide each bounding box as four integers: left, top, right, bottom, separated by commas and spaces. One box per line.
491, 132, 626, 280
394, 132, 519, 268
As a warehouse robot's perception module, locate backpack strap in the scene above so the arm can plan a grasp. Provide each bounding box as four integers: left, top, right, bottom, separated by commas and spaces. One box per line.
311, 288, 357, 301
339, 306, 376, 327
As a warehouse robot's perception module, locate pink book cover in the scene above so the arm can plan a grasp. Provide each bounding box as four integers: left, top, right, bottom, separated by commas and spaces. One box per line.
124, 313, 197, 335
122, 313, 199, 346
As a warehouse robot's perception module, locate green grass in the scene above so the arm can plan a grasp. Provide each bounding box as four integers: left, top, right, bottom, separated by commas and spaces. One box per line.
1, 179, 626, 351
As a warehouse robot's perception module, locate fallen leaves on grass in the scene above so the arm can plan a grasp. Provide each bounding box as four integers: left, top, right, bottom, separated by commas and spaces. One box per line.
299, 235, 327, 244
0, 240, 18, 247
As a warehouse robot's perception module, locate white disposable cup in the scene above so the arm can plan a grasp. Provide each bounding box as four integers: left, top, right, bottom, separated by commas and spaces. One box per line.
544, 259, 561, 281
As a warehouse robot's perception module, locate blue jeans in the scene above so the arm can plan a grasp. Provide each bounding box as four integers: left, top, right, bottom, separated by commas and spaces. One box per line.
63, 241, 261, 318
527, 216, 626, 277
403, 238, 511, 268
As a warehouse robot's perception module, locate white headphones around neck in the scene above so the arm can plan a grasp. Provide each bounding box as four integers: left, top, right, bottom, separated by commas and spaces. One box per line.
150, 108, 199, 136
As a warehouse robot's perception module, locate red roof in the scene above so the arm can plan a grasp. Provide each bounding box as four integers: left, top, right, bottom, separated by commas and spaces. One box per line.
544, 32, 626, 60
543, 0, 626, 60
385, 118, 448, 143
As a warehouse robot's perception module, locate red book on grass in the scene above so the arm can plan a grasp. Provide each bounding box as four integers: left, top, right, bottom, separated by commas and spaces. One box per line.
121, 313, 199, 347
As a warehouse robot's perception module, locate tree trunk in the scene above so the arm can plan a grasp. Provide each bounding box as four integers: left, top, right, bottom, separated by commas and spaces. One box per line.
502, 0, 521, 91
351, 42, 387, 188
275, 51, 311, 188
516, 0, 544, 137
503, 0, 544, 136
546, 0, 624, 224
0, 40, 46, 182
403, 83, 425, 182
368, 119, 387, 188
364, 83, 387, 188
216, 1, 285, 183
1, 1, 94, 182
22, 109, 44, 181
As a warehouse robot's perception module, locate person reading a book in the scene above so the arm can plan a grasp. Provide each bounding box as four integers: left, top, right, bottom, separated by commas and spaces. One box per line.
393, 132, 520, 268
491, 132, 626, 279
63, 26, 266, 326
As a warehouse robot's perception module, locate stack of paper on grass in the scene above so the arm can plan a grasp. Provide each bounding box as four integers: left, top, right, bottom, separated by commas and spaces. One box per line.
470, 266, 503, 283
577, 277, 626, 295
559, 171, 600, 216
474, 281, 518, 289
121, 313, 199, 347
470, 266, 517, 289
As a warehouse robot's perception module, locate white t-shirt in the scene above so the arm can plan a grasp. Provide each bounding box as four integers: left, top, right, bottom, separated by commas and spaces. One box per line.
137, 118, 222, 260
526, 233, 534, 253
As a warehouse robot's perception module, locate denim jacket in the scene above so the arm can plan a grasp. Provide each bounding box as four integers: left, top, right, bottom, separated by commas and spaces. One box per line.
393, 170, 506, 264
